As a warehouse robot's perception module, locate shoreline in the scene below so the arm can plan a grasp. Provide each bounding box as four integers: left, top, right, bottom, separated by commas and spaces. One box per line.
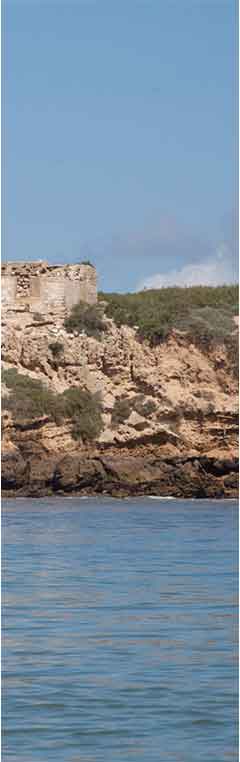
2, 451, 238, 500
1, 494, 239, 504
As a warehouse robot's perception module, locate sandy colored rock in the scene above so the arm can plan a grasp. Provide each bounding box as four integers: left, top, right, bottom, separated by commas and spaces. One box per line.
1, 310, 238, 497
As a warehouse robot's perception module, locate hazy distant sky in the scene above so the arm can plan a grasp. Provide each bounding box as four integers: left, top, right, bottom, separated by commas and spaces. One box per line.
2, 0, 238, 291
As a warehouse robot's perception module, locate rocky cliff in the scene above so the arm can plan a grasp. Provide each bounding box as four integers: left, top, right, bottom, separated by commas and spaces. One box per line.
1, 309, 238, 498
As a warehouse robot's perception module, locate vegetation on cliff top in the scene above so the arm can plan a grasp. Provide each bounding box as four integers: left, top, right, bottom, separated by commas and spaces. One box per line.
99, 284, 238, 345
2, 369, 103, 441
64, 301, 105, 338
79, 260, 95, 267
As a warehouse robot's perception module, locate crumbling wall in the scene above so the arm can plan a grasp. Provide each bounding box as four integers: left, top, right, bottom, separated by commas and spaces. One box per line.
1, 276, 17, 307
1, 261, 97, 322
30, 277, 66, 314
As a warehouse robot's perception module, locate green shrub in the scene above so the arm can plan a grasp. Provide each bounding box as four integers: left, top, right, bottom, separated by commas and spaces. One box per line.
79, 260, 94, 267
99, 285, 238, 348
64, 301, 105, 339
177, 307, 236, 346
49, 341, 64, 357
48, 341, 65, 367
132, 394, 157, 417
111, 394, 157, 427
224, 333, 239, 378
111, 397, 132, 427
2, 368, 62, 421
60, 387, 103, 441
2, 369, 103, 441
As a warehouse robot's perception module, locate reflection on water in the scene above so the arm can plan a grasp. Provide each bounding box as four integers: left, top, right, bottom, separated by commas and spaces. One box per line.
2, 498, 238, 761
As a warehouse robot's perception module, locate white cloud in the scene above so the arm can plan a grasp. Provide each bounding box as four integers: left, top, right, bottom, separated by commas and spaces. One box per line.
136, 244, 238, 291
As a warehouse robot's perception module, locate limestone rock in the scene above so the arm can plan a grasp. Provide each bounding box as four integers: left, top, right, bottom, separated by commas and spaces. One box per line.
1, 304, 238, 497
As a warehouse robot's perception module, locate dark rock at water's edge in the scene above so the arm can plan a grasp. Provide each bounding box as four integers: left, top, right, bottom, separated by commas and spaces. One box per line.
2, 451, 238, 499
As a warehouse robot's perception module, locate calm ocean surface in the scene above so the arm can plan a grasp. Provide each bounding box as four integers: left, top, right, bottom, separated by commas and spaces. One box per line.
2, 497, 238, 762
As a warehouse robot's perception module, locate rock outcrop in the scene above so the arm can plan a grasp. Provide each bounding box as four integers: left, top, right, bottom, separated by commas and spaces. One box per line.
1, 312, 238, 498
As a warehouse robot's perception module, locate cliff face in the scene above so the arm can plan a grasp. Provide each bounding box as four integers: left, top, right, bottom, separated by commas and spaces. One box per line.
1, 313, 238, 498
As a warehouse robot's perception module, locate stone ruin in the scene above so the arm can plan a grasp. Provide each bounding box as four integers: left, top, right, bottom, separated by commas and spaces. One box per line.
1, 261, 97, 324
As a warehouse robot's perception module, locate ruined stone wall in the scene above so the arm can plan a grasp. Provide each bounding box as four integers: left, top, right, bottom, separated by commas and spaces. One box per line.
1, 261, 97, 322
1, 276, 17, 307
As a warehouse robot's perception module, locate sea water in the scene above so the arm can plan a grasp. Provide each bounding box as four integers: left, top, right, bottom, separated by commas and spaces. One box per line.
2, 498, 238, 761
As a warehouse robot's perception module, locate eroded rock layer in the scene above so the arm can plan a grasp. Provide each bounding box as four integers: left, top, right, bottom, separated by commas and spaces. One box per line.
1, 312, 238, 498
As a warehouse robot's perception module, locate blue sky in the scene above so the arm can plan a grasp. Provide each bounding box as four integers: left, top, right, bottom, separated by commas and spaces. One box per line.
2, 0, 238, 291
